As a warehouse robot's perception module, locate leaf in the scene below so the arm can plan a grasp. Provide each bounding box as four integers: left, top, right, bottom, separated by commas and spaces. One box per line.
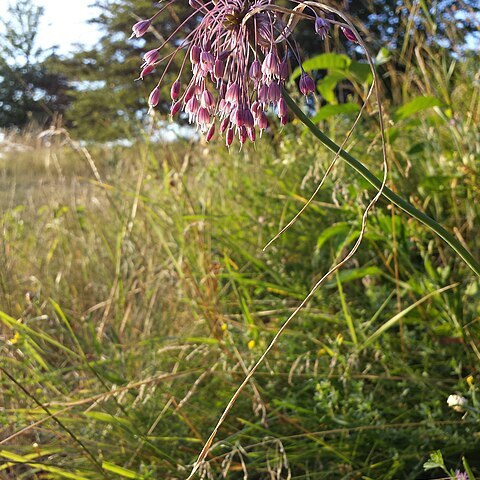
349, 61, 373, 84
184, 337, 219, 345
395, 96, 443, 120
462, 457, 476, 480
335, 266, 384, 285
317, 72, 347, 103
85, 411, 132, 427
0, 448, 61, 472
312, 103, 360, 122
316, 222, 351, 251
102, 461, 144, 479
0, 449, 89, 479
361, 284, 458, 350
291, 53, 351, 80
375, 47, 392, 65
423, 450, 447, 472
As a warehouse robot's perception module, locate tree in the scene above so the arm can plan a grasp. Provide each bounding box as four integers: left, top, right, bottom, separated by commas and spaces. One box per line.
0, 0, 71, 129
59, 0, 198, 141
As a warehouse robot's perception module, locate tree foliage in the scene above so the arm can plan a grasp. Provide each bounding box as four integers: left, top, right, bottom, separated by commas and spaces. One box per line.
0, 0, 71, 129
59, 0, 200, 141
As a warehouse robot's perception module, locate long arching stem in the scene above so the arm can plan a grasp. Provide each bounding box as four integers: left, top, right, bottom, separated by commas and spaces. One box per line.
283, 92, 480, 277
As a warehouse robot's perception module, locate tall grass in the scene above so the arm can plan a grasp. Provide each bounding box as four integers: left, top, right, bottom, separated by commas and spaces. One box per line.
1, 6, 479, 480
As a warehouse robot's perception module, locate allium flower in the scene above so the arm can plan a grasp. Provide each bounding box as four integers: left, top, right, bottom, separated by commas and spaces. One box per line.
130, 19, 151, 39
131, 1, 341, 145
455, 470, 469, 480
315, 16, 330, 39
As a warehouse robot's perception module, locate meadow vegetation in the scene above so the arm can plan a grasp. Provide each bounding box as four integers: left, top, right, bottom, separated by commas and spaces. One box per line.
1, 4, 480, 480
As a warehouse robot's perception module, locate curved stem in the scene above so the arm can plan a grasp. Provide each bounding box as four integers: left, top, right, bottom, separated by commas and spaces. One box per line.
283, 92, 480, 277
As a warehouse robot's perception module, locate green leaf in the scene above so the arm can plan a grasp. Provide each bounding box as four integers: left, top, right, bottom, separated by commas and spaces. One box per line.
395, 96, 443, 120
85, 411, 132, 427
423, 450, 447, 472
317, 72, 347, 103
361, 284, 458, 350
184, 337, 219, 345
312, 103, 360, 122
349, 61, 373, 84
462, 457, 476, 480
0, 449, 89, 479
335, 266, 384, 285
375, 47, 392, 65
291, 53, 351, 80
102, 461, 144, 479
316, 222, 351, 251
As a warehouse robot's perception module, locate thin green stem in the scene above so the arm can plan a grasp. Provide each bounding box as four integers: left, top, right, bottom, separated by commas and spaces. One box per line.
284, 92, 480, 277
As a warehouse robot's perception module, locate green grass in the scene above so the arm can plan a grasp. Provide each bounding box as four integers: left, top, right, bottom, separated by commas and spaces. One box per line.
1, 40, 480, 480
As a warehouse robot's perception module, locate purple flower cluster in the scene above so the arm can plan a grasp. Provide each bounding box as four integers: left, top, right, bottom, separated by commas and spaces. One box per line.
132, 1, 349, 145
455, 470, 469, 480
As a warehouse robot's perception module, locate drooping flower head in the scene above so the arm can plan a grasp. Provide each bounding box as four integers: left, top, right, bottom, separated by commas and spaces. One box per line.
132, 1, 355, 145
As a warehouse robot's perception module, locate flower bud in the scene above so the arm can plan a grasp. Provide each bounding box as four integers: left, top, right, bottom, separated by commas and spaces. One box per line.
268, 81, 281, 102
148, 86, 160, 108
226, 127, 234, 147
220, 117, 230, 133
171, 101, 182, 116
201, 89, 214, 108
190, 45, 201, 64
139, 64, 155, 80
341, 26, 358, 43
143, 49, 159, 66
186, 96, 199, 115
206, 123, 215, 142
239, 126, 247, 144
257, 111, 268, 130
214, 59, 225, 79
244, 109, 254, 129
225, 82, 240, 104
262, 51, 279, 76
184, 83, 196, 102
277, 97, 287, 117
198, 107, 210, 126
131, 19, 151, 39
258, 84, 269, 104
299, 73, 315, 96
170, 80, 181, 100
200, 51, 215, 73
249, 59, 262, 81
234, 109, 245, 127
315, 17, 329, 39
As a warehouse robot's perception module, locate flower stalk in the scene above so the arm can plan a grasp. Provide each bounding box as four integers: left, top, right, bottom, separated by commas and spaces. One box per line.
283, 91, 480, 277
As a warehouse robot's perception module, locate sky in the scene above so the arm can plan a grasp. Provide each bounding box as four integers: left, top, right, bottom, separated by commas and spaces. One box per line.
0, 0, 102, 54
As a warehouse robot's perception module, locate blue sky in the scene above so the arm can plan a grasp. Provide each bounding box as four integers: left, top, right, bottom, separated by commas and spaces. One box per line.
0, 0, 102, 54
